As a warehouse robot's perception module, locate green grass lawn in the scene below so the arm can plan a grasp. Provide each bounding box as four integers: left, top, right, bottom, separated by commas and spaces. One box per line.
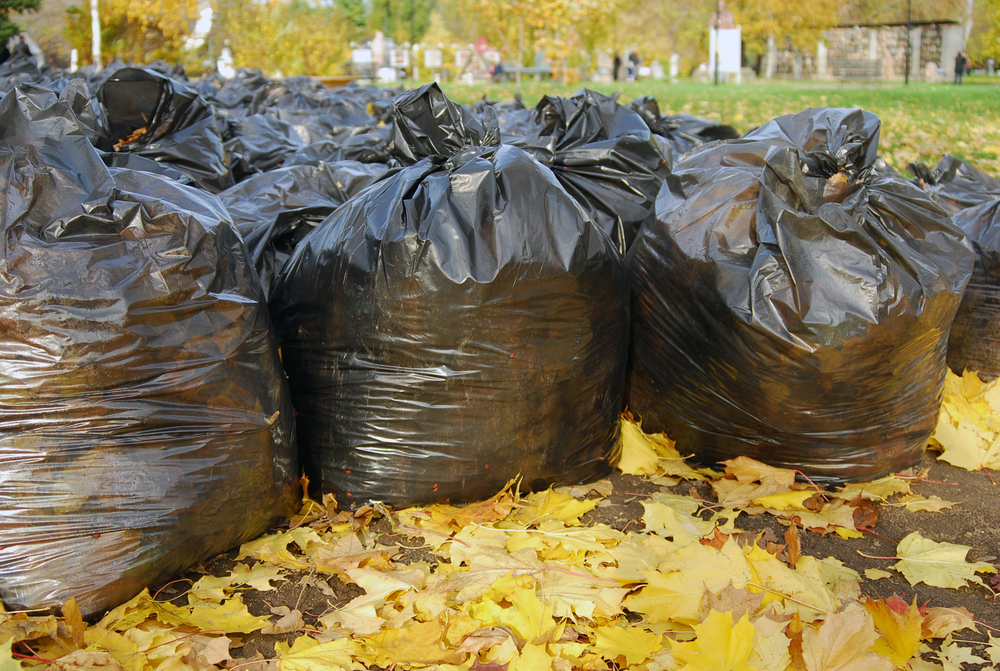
440, 78, 1000, 177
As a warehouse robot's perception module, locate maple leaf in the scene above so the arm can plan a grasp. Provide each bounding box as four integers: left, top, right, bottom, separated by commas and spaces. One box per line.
0, 614, 59, 644
262, 608, 304, 635
625, 537, 755, 624
801, 611, 893, 671
506, 489, 596, 527
921, 606, 977, 639
671, 610, 756, 671
398, 481, 519, 535
831, 476, 912, 502
592, 624, 662, 666
47, 650, 120, 671
985, 634, 1000, 666
275, 634, 364, 671
618, 417, 661, 475
864, 569, 893, 581
863, 596, 922, 667
930, 415, 1000, 471
512, 642, 554, 671
0, 640, 26, 671
890, 532, 997, 589
897, 495, 956, 513
702, 585, 763, 623
619, 415, 710, 480
467, 584, 559, 645
939, 634, 987, 668
370, 620, 465, 666
751, 617, 791, 671
153, 595, 271, 633
713, 456, 797, 507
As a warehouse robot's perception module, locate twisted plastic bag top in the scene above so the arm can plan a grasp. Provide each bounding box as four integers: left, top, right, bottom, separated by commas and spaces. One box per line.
627, 107, 974, 482
270, 83, 628, 508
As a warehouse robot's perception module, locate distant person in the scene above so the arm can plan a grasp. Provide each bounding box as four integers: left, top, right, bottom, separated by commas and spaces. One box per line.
0, 42, 9, 65
12, 36, 30, 60
489, 61, 504, 82
954, 51, 967, 84
613, 53, 621, 81
628, 51, 639, 82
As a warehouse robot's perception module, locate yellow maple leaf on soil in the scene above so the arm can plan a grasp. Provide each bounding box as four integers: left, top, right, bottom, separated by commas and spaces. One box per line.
891, 532, 997, 589
801, 611, 893, 671
863, 596, 923, 667
672, 610, 756, 671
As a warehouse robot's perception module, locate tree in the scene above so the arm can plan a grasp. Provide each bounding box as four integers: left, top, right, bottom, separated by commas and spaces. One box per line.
968, 0, 1000, 63
457, 0, 620, 82
615, 1, 714, 77
728, 0, 838, 61
367, 0, 435, 45
1, 0, 40, 44
212, 0, 352, 76
63, 0, 197, 64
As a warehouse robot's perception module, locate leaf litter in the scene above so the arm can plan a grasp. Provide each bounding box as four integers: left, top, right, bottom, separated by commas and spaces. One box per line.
3, 395, 1000, 671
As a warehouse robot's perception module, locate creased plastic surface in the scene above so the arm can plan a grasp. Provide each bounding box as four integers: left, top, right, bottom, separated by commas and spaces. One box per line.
627, 107, 974, 482
909, 154, 1000, 215
97, 67, 234, 192
270, 83, 628, 508
513, 89, 671, 252
0, 87, 299, 616
221, 161, 387, 297
946, 200, 1000, 380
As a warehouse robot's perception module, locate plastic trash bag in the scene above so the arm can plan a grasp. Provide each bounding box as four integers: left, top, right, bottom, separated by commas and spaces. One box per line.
220, 161, 385, 297
627, 108, 974, 482
97, 67, 234, 192
0, 86, 299, 616
908, 154, 1000, 216
945, 200, 1000, 380
224, 113, 307, 178
513, 89, 671, 252
627, 95, 703, 168
270, 83, 628, 508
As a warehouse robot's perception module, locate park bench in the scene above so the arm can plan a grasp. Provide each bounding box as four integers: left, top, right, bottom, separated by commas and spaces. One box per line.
830, 58, 883, 82
499, 63, 552, 81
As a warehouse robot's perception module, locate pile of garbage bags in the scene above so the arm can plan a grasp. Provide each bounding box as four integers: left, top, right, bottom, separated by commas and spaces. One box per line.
627, 108, 974, 482
4, 55, 1000, 616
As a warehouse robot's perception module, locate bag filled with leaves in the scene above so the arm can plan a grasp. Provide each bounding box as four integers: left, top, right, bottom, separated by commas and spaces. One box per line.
97, 67, 234, 192
944, 200, 1000, 380
270, 83, 628, 508
0, 87, 299, 616
908, 154, 1000, 215
627, 108, 974, 482
511, 89, 671, 252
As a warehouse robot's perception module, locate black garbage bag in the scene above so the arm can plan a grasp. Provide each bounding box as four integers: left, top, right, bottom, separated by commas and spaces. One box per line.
0, 86, 299, 616
283, 127, 394, 167
908, 154, 1000, 216
627, 95, 703, 168
627, 107, 974, 482
270, 83, 628, 508
945, 200, 1000, 380
224, 113, 307, 178
513, 89, 671, 252
220, 161, 385, 297
97, 67, 234, 192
